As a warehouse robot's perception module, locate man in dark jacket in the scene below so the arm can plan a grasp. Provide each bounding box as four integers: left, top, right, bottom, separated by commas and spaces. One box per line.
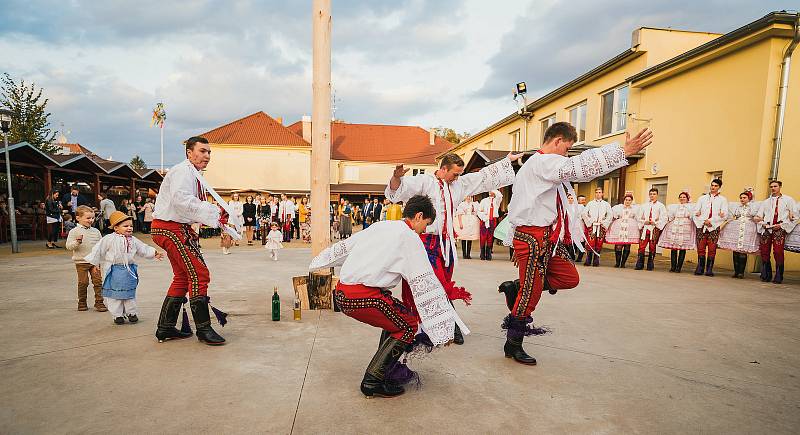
61, 186, 89, 220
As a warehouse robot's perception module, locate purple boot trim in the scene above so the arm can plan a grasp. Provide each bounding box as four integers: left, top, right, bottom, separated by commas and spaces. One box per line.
386, 360, 421, 389
501, 314, 550, 338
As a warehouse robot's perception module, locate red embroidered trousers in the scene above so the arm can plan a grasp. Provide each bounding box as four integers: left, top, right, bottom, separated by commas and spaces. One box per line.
637, 228, 662, 254
151, 219, 210, 298
696, 228, 720, 258
512, 225, 580, 319
335, 283, 418, 343
760, 229, 786, 263
479, 218, 497, 248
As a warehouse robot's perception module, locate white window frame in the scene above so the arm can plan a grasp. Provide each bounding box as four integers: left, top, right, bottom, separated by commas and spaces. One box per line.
540, 114, 556, 142
508, 129, 520, 151
568, 101, 587, 144
600, 84, 629, 136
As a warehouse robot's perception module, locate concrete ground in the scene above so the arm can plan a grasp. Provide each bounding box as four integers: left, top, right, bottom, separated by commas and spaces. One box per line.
1, 238, 799, 434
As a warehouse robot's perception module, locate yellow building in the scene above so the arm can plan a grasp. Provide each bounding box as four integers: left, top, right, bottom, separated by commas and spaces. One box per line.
444, 11, 800, 271
201, 111, 453, 201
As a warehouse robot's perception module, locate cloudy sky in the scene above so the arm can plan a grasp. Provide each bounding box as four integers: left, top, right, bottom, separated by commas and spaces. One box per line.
0, 0, 791, 167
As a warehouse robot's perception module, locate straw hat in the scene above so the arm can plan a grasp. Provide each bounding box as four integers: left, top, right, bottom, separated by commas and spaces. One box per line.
109, 210, 133, 227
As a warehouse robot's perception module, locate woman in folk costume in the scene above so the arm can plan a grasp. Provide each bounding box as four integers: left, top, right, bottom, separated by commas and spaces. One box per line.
658, 191, 696, 273
693, 178, 729, 277
502, 122, 652, 365
455, 196, 480, 259
581, 187, 613, 267
386, 152, 519, 345
785, 201, 800, 254
477, 190, 503, 260
754, 180, 797, 284
228, 193, 244, 244
605, 193, 639, 268
309, 195, 467, 398
635, 188, 668, 271
151, 137, 238, 346
718, 190, 760, 279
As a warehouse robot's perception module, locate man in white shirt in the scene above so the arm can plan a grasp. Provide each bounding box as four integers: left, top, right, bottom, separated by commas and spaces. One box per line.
309, 195, 466, 398
279, 194, 295, 242
386, 151, 520, 344
635, 188, 668, 271
98, 192, 116, 234
581, 187, 613, 266
755, 180, 797, 283
692, 178, 728, 276
502, 122, 652, 365
573, 194, 587, 262
477, 190, 503, 260
151, 136, 229, 346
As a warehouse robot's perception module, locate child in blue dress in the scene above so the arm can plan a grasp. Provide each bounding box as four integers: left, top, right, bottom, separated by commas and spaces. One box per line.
85, 211, 163, 324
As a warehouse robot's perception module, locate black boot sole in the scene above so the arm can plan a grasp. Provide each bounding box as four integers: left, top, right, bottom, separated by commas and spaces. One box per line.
198, 337, 226, 346
504, 354, 537, 365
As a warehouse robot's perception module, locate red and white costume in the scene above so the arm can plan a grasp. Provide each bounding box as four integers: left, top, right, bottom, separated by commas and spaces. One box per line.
636, 200, 667, 255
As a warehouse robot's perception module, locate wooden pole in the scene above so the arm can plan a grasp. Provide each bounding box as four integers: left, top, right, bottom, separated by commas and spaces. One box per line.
310, 0, 331, 257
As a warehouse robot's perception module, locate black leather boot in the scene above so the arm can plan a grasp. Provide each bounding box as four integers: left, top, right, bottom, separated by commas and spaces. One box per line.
498, 280, 519, 311
592, 252, 600, 267
677, 250, 686, 273
646, 252, 655, 271
487, 245, 493, 260
190, 296, 226, 346
704, 257, 715, 277
620, 246, 630, 269
576, 250, 584, 263
670, 250, 677, 272
694, 256, 706, 275
738, 254, 747, 279
378, 330, 390, 347
584, 251, 593, 266
614, 249, 622, 268
480, 245, 486, 260
466, 241, 472, 259
504, 336, 537, 365
635, 253, 645, 270
760, 260, 772, 282
453, 324, 464, 345
360, 337, 407, 398
155, 296, 193, 342
773, 263, 784, 284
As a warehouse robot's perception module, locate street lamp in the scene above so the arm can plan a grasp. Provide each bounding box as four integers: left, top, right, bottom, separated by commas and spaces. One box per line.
513, 82, 532, 153
1, 108, 19, 253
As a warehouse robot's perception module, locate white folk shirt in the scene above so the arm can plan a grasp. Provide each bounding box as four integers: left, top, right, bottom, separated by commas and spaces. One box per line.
99, 198, 116, 219
692, 193, 728, 232
84, 233, 156, 278
279, 200, 296, 222
582, 199, 614, 237
309, 220, 469, 346
573, 203, 587, 231
385, 157, 515, 266
152, 159, 220, 227
756, 194, 797, 234
228, 200, 244, 228
637, 200, 668, 238
506, 143, 627, 247
477, 190, 503, 228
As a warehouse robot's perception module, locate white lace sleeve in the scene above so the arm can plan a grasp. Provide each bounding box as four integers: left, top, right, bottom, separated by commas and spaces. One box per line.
308, 236, 358, 270
384, 174, 428, 204
552, 143, 628, 183
460, 157, 516, 197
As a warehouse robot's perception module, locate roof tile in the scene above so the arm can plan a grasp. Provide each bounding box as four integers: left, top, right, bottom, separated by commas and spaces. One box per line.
200, 112, 309, 147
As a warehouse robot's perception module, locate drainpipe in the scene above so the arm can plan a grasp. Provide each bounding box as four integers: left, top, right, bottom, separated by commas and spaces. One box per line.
769, 13, 800, 180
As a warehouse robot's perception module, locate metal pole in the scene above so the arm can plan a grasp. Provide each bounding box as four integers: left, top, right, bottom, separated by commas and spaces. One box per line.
160, 124, 164, 173
311, 0, 332, 257
3, 133, 19, 253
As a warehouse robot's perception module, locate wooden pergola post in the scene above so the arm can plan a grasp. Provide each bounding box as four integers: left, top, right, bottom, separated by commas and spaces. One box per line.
310, 0, 331, 257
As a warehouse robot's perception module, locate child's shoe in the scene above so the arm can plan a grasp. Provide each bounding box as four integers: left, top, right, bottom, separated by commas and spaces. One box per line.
94, 301, 108, 312
78, 300, 89, 311
127, 314, 139, 323
114, 316, 125, 325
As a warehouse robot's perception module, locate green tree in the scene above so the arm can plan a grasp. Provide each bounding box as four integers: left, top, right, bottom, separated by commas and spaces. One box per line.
0, 73, 57, 153
433, 126, 471, 144
129, 155, 147, 169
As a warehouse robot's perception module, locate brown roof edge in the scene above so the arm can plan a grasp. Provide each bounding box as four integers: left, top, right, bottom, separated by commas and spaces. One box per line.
628, 11, 799, 83
446, 48, 643, 157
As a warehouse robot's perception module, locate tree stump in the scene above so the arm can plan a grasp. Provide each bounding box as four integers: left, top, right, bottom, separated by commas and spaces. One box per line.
293, 270, 335, 310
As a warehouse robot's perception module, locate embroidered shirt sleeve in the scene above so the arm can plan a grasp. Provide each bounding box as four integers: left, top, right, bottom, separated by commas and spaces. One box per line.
551, 143, 628, 182
385, 174, 428, 204
459, 157, 516, 197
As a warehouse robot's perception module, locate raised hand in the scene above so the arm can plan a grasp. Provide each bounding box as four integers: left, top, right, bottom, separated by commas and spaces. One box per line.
393, 164, 410, 179
623, 128, 653, 156
507, 152, 524, 162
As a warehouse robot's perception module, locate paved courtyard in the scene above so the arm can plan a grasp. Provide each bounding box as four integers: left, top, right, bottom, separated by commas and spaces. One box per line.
1, 239, 799, 434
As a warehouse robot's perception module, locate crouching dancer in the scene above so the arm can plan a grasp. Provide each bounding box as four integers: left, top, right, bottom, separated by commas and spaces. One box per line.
309, 195, 468, 398
502, 122, 653, 365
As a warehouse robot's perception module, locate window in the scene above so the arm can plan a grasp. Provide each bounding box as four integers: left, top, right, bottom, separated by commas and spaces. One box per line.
484, 140, 493, 149
600, 85, 628, 136
344, 166, 359, 181
412, 168, 426, 176
568, 102, 587, 143
540, 115, 556, 142
508, 129, 520, 151
649, 177, 668, 205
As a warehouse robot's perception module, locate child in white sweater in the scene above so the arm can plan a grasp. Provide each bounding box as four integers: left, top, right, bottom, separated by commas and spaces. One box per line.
65, 205, 107, 312
85, 211, 163, 324
265, 222, 283, 261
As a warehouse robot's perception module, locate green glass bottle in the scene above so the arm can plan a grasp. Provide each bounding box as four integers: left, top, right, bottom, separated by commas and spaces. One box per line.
271, 287, 280, 321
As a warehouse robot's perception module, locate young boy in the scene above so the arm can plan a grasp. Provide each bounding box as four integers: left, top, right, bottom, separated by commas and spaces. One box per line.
85, 211, 163, 324
65, 205, 107, 312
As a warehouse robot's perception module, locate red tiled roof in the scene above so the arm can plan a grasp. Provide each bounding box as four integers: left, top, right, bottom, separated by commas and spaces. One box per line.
286, 121, 453, 165
200, 112, 309, 147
